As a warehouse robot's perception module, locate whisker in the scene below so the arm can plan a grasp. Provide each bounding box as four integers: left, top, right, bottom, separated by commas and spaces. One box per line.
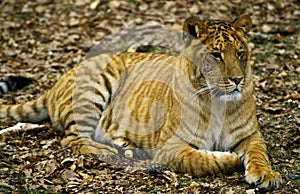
216, 81, 227, 87
211, 87, 225, 97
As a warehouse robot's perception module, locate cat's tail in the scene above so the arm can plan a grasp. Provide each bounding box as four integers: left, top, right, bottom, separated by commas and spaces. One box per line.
0, 92, 49, 122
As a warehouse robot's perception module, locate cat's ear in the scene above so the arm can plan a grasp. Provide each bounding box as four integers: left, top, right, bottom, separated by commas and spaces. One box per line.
183, 16, 207, 44
232, 15, 252, 34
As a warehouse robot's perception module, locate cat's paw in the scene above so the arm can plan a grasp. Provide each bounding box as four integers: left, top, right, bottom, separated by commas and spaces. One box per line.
113, 137, 135, 148
61, 136, 118, 157
245, 165, 282, 190
79, 144, 118, 157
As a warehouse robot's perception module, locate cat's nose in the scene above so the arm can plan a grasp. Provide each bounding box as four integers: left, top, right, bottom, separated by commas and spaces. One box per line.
229, 77, 243, 85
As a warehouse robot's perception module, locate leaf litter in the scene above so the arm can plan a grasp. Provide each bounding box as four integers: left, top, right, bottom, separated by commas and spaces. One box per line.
0, 0, 299, 193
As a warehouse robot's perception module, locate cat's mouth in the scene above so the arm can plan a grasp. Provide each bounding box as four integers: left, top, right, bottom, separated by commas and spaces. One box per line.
219, 90, 242, 101
208, 85, 243, 101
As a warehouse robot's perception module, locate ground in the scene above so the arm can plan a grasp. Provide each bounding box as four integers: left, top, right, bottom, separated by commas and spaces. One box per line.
0, 0, 299, 193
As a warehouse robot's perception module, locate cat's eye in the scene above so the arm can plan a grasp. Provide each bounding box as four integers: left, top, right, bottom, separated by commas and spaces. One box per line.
237, 51, 246, 59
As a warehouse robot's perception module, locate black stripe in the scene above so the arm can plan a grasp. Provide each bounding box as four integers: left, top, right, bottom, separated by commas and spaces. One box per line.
94, 102, 104, 112
60, 134, 82, 144
101, 110, 112, 129
101, 73, 112, 97
94, 88, 106, 102
31, 100, 40, 113
85, 115, 99, 123
77, 119, 97, 129
229, 113, 254, 134
65, 120, 76, 130
213, 159, 222, 174
62, 106, 73, 118
68, 135, 88, 143
105, 65, 116, 78
73, 103, 97, 113
63, 111, 74, 124
75, 92, 105, 112
188, 143, 199, 150
16, 104, 24, 118
77, 129, 94, 134
187, 150, 196, 174
7, 106, 12, 118
245, 156, 251, 166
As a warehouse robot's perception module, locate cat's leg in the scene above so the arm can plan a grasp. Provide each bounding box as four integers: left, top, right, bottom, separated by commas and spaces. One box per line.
233, 133, 282, 189
60, 124, 118, 157
152, 136, 241, 176
58, 101, 118, 157
57, 60, 123, 157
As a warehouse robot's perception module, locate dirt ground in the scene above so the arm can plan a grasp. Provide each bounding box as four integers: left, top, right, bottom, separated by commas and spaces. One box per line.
0, 0, 299, 193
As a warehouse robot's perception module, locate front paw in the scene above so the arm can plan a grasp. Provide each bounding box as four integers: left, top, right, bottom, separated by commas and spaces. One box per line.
245, 165, 282, 190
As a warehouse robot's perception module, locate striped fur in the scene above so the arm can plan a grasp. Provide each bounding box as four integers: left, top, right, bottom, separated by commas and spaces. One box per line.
0, 15, 281, 189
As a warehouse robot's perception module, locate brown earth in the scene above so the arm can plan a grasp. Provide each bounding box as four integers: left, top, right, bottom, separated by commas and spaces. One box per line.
0, 0, 299, 193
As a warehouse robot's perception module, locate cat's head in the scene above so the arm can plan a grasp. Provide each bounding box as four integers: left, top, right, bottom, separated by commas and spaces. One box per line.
182, 15, 252, 101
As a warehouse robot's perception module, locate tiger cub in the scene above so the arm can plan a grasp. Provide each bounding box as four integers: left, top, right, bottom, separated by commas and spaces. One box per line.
0, 15, 281, 189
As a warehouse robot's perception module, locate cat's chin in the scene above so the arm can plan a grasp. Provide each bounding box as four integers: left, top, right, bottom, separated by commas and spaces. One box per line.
219, 91, 242, 102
